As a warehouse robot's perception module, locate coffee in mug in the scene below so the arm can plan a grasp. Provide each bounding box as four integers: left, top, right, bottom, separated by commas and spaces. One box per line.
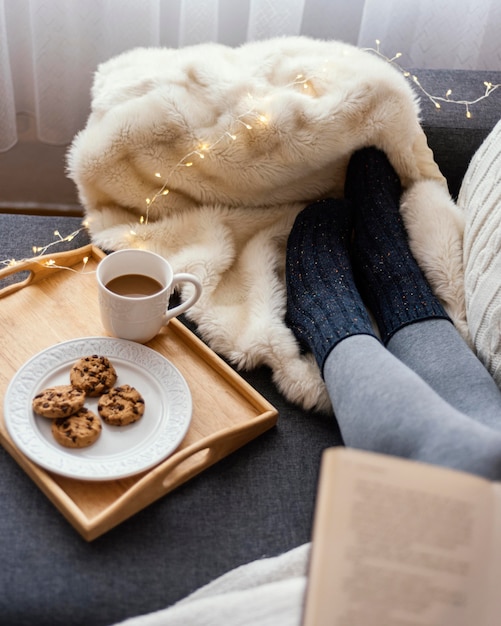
105, 274, 164, 298
96, 249, 202, 343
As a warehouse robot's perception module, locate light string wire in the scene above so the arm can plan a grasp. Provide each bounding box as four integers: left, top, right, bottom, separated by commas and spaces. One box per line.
0, 226, 92, 274
140, 100, 259, 226
140, 71, 312, 225
364, 40, 500, 119
1, 42, 499, 271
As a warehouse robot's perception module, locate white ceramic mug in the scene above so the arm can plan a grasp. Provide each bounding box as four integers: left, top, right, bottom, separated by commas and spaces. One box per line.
96, 249, 202, 343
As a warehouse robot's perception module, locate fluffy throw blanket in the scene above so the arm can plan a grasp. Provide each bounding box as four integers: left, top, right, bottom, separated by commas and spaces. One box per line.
113, 543, 310, 626
67, 36, 466, 412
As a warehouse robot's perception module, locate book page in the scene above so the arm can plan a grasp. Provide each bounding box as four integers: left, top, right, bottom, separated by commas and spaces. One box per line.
484, 483, 501, 626
303, 447, 496, 626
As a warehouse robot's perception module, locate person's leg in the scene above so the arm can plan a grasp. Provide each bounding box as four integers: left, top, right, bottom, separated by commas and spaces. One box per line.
345, 146, 501, 429
323, 335, 501, 479
387, 320, 501, 430
285, 197, 375, 374
345, 146, 450, 345
285, 147, 501, 478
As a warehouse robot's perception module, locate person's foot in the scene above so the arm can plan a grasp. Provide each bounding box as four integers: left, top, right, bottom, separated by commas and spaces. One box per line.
345, 147, 450, 344
285, 198, 375, 373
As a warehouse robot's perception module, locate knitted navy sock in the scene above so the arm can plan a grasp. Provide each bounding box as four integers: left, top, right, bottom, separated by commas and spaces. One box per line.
345, 147, 450, 345
285, 198, 376, 373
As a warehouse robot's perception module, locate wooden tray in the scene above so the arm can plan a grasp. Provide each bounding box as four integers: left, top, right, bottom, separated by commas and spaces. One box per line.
0, 245, 278, 541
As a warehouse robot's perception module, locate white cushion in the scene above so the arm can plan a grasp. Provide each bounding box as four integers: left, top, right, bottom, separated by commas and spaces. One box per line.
458, 119, 501, 385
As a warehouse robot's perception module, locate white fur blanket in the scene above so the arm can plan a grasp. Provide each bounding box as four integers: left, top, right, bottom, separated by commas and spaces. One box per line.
67, 36, 466, 412
113, 543, 310, 626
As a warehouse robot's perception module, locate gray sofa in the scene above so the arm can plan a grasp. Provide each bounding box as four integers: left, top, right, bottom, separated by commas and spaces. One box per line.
0, 67, 500, 626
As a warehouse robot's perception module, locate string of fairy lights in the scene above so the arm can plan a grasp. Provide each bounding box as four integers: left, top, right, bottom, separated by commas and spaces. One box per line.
366, 40, 500, 119
140, 71, 315, 226
0, 226, 92, 276
1, 42, 499, 275
140, 100, 269, 226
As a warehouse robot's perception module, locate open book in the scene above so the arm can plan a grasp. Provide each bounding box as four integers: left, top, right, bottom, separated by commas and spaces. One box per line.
303, 447, 501, 626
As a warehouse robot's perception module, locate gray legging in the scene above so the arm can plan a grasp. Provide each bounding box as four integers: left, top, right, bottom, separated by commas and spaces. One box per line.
324, 319, 501, 479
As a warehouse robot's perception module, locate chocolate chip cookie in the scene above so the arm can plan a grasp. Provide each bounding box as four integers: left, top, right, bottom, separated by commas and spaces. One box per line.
32, 384, 86, 419
70, 355, 117, 397
51, 407, 102, 448
97, 385, 145, 426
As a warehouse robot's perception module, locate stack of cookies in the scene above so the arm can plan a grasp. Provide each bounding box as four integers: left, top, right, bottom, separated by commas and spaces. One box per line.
32, 355, 145, 449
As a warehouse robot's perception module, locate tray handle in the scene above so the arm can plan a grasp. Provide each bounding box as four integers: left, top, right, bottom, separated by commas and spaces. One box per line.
0, 245, 97, 299
146, 431, 238, 496
160, 418, 274, 492
110, 418, 274, 513
0, 260, 37, 297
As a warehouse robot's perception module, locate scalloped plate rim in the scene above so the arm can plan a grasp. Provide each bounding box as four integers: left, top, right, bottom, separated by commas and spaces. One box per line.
4, 337, 192, 481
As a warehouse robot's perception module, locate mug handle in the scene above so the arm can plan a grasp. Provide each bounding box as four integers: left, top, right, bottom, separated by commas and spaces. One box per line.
162, 273, 202, 324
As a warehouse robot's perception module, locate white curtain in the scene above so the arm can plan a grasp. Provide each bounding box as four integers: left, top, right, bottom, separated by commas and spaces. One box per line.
1, 0, 500, 152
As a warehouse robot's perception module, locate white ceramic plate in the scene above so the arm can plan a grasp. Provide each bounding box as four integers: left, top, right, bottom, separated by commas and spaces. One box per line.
4, 337, 192, 481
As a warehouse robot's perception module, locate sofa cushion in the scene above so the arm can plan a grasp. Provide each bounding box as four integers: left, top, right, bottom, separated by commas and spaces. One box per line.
458, 118, 501, 386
